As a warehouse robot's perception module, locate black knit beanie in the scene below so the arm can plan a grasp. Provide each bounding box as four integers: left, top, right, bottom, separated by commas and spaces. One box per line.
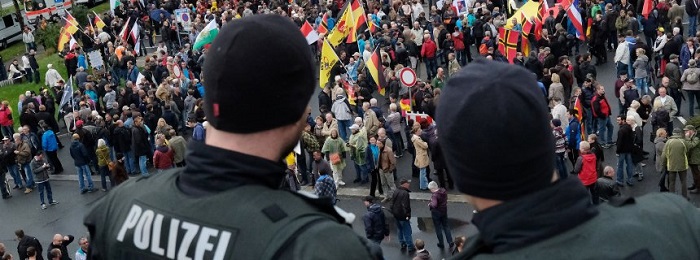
203, 15, 315, 133
436, 59, 555, 201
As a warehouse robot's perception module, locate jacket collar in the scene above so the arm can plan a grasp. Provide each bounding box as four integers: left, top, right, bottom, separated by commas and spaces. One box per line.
469, 177, 598, 254
177, 141, 286, 197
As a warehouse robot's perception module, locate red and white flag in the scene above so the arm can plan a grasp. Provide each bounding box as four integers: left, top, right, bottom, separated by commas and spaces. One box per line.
300, 21, 319, 45
130, 21, 140, 50
69, 35, 79, 50
563, 0, 584, 40
118, 17, 131, 42
406, 112, 434, 125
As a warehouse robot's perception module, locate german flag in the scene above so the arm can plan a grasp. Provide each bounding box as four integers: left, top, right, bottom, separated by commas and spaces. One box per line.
347, 0, 367, 43
366, 47, 387, 95
93, 11, 106, 30
399, 98, 411, 116
498, 27, 519, 64
574, 95, 586, 140
62, 17, 79, 34
318, 13, 329, 34
57, 26, 73, 51
368, 18, 377, 33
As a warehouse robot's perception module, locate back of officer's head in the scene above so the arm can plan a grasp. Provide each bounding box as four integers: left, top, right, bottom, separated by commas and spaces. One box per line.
203, 15, 315, 156
436, 59, 554, 202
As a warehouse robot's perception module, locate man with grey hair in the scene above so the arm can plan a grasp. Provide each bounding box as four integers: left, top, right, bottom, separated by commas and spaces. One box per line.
428, 181, 453, 249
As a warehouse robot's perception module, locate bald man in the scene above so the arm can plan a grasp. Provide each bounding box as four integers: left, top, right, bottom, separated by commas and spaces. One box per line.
47, 234, 72, 260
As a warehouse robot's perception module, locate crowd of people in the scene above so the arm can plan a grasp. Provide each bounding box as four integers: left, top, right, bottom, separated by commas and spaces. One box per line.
2, 0, 700, 258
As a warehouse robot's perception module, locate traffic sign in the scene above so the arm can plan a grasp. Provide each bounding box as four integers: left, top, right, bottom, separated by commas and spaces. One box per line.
399, 68, 417, 87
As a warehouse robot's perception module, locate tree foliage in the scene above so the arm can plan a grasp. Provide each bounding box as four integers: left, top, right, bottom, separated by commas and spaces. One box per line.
71, 5, 90, 27
35, 23, 61, 53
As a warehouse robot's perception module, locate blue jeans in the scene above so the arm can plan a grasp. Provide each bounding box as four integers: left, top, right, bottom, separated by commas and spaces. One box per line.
337, 119, 352, 141
37, 181, 53, 204
123, 150, 135, 174
6, 164, 23, 188
686, 90, 700, 117
138, 155, 150, 177
555, 153, 568, 180
690, 16, 697, 37
616, 153, 635, 185
456, 49, 467, 66
425, 57, 438, 79
99, 165, 113, 189
395, 219, 415, 249
354, 163, 369, 182
76, 165, 94, 191
21, 163, 34, 188
431, 212, 453, 247
419, 167, 428, 189
0, 125, 13, 138
596, 117, 614, 145
635, 77, 648, 96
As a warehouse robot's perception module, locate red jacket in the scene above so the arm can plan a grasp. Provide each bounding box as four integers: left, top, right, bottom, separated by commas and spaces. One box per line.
591, 94, 611, 118
421, 39, 437, 58
577, 153, 597, 186
0, 106, 12, 126
453, 32, 465, 51
153, 146, 174, 169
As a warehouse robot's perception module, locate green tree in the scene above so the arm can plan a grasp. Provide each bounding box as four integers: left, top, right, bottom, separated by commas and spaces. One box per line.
71, 5, 89, 27
35, 23, 61, 53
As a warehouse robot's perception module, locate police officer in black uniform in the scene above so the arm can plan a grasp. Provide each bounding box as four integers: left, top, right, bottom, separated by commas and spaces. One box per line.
438, 59, 700, 259
84, 15, 382, 259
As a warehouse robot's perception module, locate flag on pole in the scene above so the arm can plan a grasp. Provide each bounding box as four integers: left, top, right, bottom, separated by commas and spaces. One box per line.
110, 0, 122, 14
562, 0, 585, 40
130, 21, 140, 50
93, 11, 106, 29
65, 12, 79, 26
341, 79, 356, 105
521, 34, 530, 57
327, 1, 355, 46
319, 40, 341, 88
348, 0, 368, 43
193, 20, 219, 50
59, 78, 74, 109
365, 47, 387, 95
118, 17, 131, 42
573, 95, 586, 140
69, 35, 79, 50
300, 21, 320, 45
61, 17, 79, 34
318, 13, 329, 34
498, 27, 519, 63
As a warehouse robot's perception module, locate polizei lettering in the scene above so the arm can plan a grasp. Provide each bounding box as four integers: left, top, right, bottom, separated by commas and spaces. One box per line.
116, 204, 233, 259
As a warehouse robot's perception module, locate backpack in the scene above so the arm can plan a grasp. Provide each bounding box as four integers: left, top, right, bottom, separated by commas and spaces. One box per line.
479, 43, 489, 55
688, 70, 699, 84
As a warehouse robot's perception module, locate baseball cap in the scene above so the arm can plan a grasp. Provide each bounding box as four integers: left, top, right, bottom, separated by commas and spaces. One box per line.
203, 15, 315, 133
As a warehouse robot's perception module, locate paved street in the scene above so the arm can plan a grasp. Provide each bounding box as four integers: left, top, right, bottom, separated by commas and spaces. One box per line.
3, 41, 700, 259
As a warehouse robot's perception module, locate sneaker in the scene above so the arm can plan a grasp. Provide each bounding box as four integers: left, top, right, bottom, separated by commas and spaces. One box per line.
49, 201, 59, 205
338, 181, 346, 186
24, 188, 32, 194
41, 204, 47, 210
437, 243, 445, 249
81, 190, 88, 194
87, 189, 95, 193
638, 175, 644, 181
689, 185, 697, 191
691, 189, 699, 194
12, 185, 19, 190
449, 242, 455, 248
2, 195, 11, 199
627, 182, 634, 187
101, 189, 108, 192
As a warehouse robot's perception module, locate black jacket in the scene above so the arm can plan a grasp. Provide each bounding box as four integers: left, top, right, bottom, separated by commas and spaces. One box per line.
687, 0, 699, 17
616, 124, 635, 154
363, 203, 389, 241
112, 126, 131, 153
390, 186, 411, 220
47, 235, 74, 260
131, 125, 150, 157
18, 235, 44, 260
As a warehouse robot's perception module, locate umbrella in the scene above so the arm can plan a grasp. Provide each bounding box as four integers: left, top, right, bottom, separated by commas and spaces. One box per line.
150, 9, 170, 22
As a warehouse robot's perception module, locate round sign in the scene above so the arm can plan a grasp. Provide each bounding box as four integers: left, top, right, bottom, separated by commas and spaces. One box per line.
399, 68, 417, 87
181, 13, 190, 22
173, 66, 182, 78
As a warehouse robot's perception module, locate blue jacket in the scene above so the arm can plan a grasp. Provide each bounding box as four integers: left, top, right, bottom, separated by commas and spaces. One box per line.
566, 118, 582, 150
363, 203, 388, 241
69, 141, 90, 166
128, 67, 140, 83
42, 130, 58, 152
192, 123, 205, 142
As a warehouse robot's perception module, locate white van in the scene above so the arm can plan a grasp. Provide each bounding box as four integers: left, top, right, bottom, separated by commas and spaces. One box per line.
23, 0, 72, 24
75, 0, 107, 7
0, 13, 23, 49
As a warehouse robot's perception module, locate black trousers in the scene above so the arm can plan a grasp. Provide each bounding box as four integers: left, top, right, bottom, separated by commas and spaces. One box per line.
46, 150, 63, 173
370, 168, 383, 197
435, 168, 454, 189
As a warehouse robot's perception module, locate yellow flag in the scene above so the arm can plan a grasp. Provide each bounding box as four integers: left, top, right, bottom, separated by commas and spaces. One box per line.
320, 40, 340, 88
327, 3, 354, 46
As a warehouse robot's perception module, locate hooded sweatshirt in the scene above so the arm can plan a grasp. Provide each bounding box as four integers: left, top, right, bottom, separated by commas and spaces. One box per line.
574, 153, 598, 186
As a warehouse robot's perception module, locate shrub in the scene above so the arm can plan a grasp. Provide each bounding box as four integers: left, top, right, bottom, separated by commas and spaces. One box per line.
35, 23, 60, 53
